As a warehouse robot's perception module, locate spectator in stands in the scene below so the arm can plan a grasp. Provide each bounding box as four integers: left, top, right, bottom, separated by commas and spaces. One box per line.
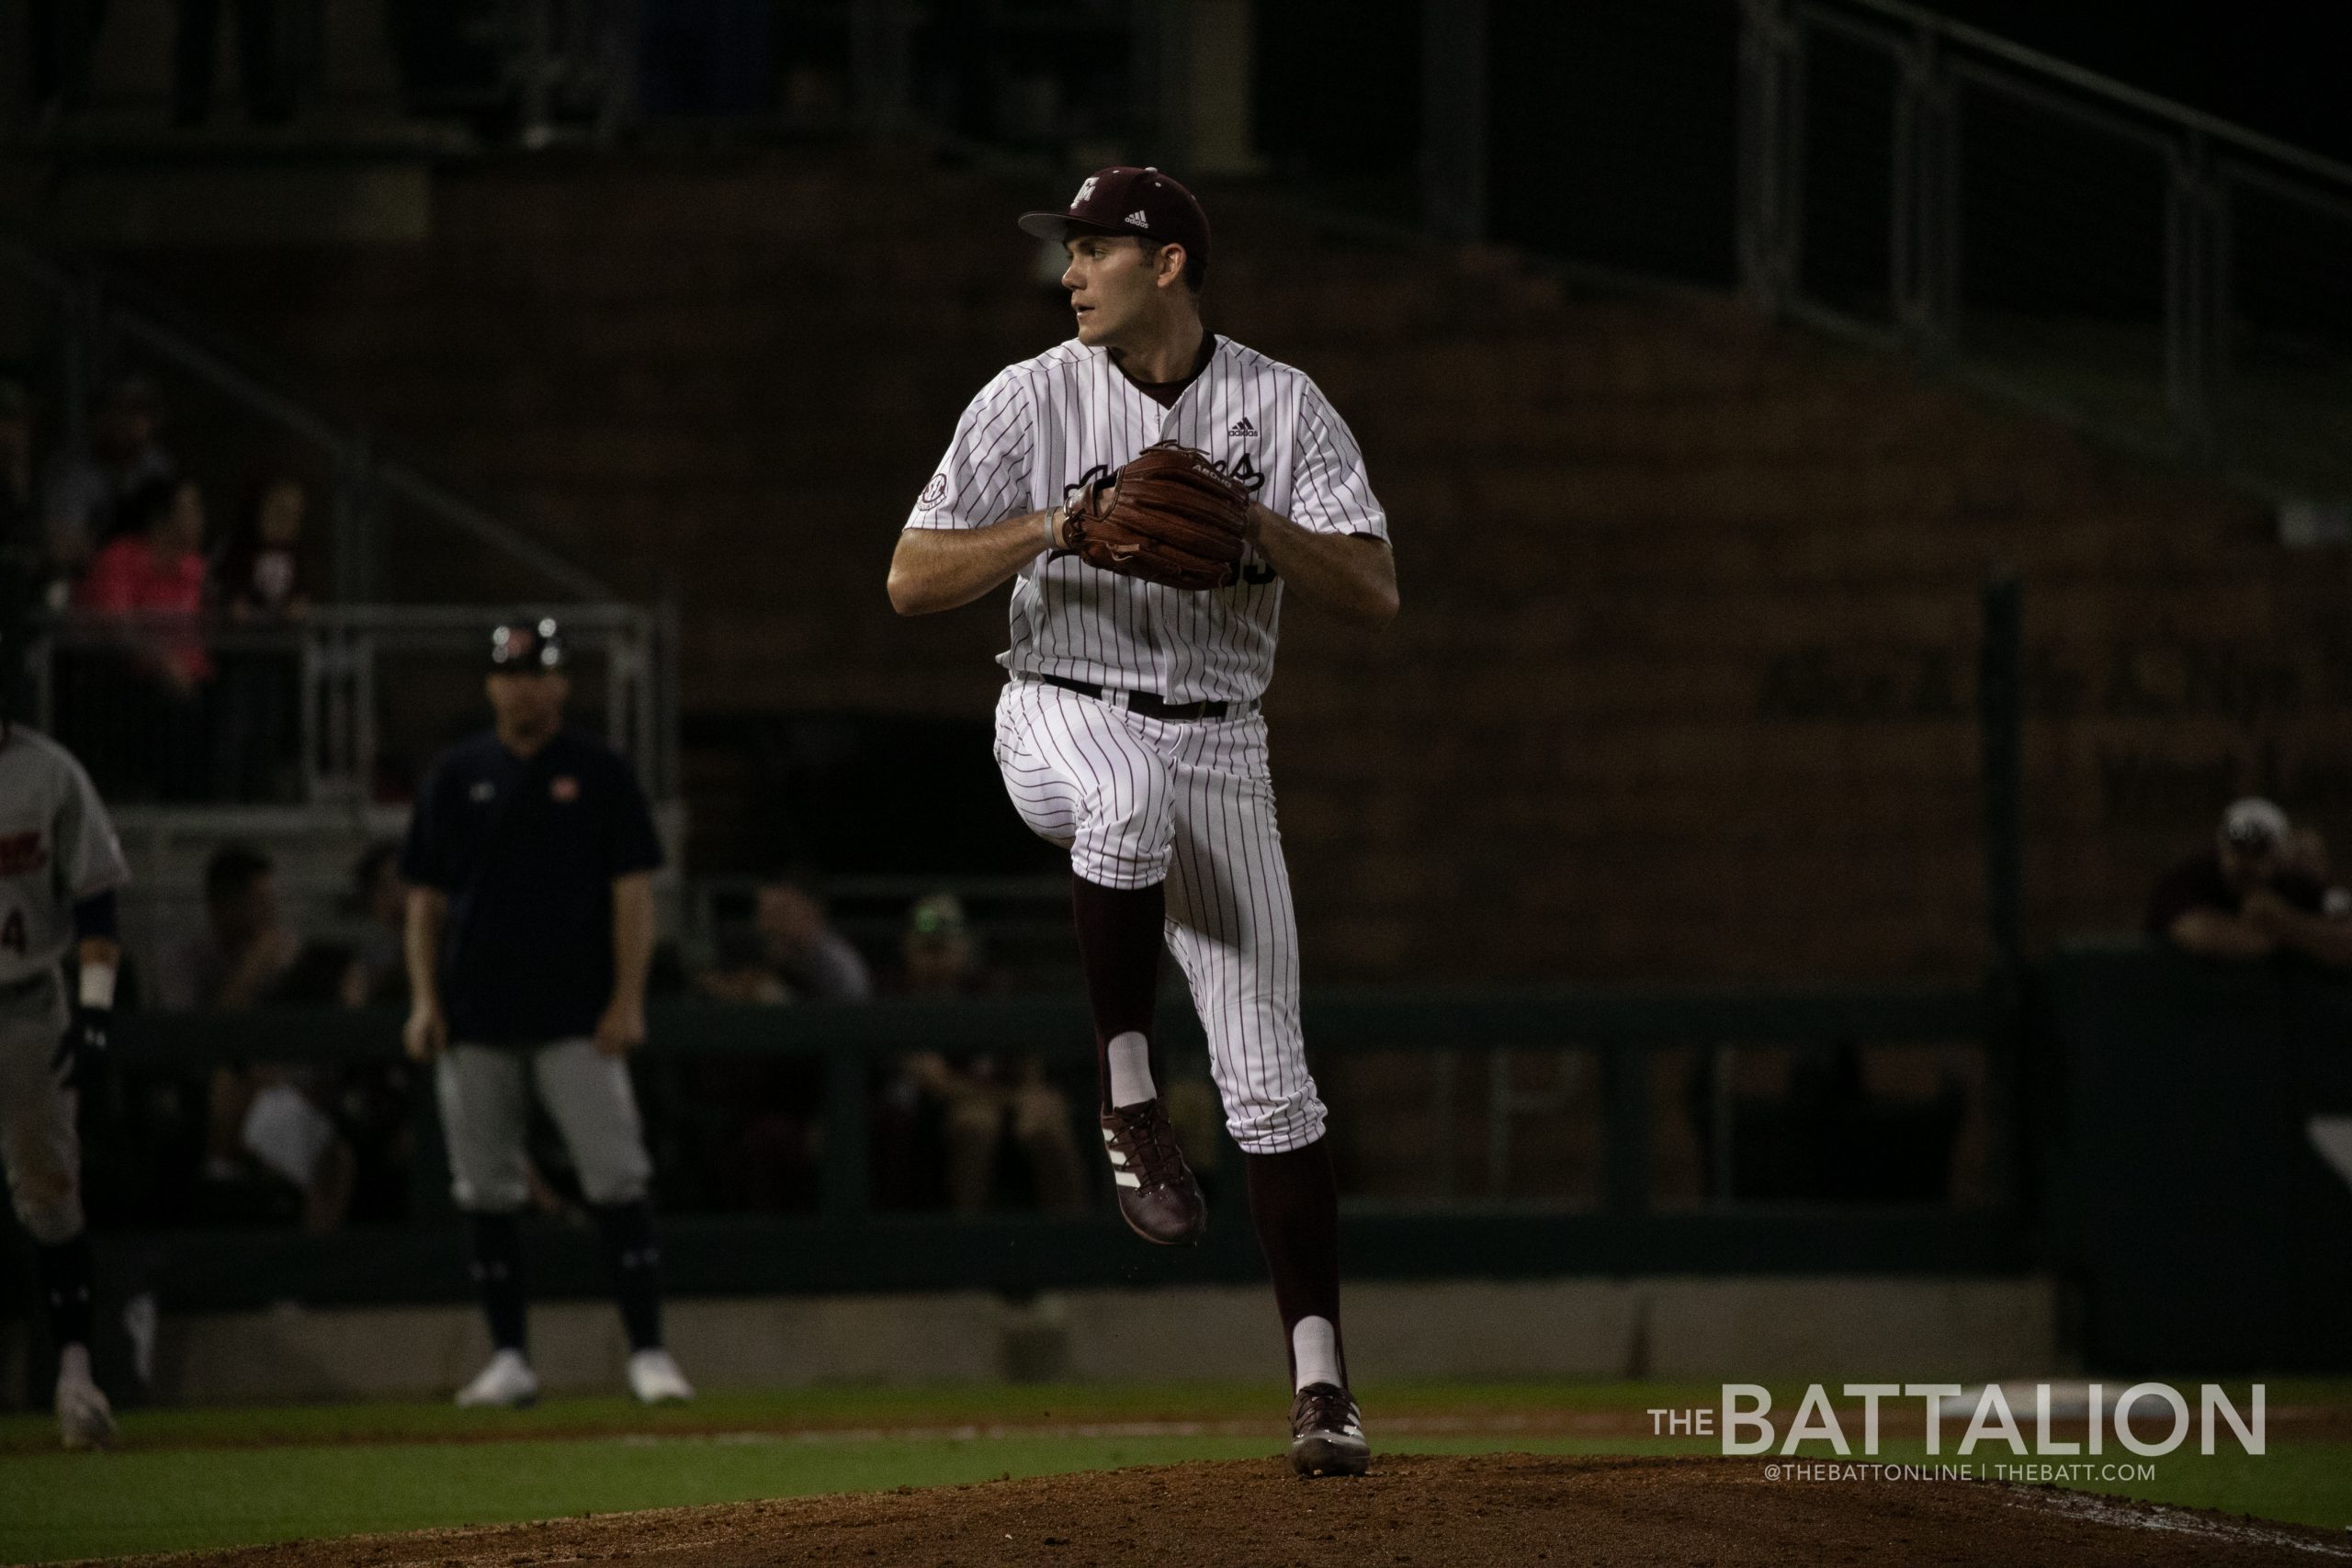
218, 476, 311, 622
694, 925, 790, 1004
341, 840, 411, 1008
694, 881, 871, 1004
214, 476, 311, 800
894, 893, 1084, 1214
158, 845, 358, 1231
312, 840, 420, 1224
2148, 797, 2352, 966
156, 845, 301, 1012
675, 883, 857, 1210
684, 923, 816, 1208
41, 376, 175, 572
2284, 824, 2335, 886
75, 474, 213, 798
681, 885, 841, 1204
755, 879, 873, 1001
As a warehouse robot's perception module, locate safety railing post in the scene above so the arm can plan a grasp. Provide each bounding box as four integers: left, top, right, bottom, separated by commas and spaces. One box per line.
2165, 131, 2222, 453
316, 619, 362, 803
516, 0, 555, 148
354, 627, 379, 807
1429, 1049, 1455, 1199
332, 439, 379, 605
298, 625, 323, 807
1893, 24, 1957, 355
653, 597, 680, 798
1604, 1043, 1650, 1214
822, 1034, 872, 1219
1738, 0, 1801, 314
1978, 569, 2025, 1212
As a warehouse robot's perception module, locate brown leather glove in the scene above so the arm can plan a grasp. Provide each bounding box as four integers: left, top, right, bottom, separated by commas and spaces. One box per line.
1062, 442, 1251, 591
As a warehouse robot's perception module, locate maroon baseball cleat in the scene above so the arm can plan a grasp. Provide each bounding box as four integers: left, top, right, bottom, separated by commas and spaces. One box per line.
1289, 1382, 1370, 1477
1099, 1099, 1207, 1246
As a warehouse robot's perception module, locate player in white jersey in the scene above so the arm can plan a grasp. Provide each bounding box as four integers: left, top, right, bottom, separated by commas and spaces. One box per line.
0, 673, 131, 1450
888, 166, 1398, 1477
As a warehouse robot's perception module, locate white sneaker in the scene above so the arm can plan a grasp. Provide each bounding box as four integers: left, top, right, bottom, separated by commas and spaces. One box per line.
455, 1348, 538, 1408
627, 1347, 694, 1404
56, 1347, 115, 1451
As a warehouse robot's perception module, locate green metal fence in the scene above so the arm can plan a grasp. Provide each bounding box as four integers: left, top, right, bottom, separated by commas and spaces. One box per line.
87, 984, 2020, 1312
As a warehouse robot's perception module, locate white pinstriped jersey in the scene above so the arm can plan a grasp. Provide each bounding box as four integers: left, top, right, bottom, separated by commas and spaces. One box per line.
0, 727, 130, 987
905, 335, 1387, 705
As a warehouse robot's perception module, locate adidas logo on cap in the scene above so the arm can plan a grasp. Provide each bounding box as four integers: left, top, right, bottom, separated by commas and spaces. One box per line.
1125, 209, 1150, 227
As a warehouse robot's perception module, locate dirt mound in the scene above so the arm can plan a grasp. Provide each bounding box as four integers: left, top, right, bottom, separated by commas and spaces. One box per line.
141, 1453, 2347, 1568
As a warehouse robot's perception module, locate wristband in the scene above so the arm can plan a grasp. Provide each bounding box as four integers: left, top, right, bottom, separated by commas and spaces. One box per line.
1044, 508, 1061, 550
79, 964, 117, 1010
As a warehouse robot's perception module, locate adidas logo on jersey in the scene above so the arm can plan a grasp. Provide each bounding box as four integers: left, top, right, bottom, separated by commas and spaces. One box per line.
1228, 417, 1257, 438
1125, 209, 1150, 227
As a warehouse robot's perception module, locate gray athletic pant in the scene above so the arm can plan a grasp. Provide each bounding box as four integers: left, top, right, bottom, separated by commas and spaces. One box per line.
0, 973, 82, 1244
435, 1040, 652, 1212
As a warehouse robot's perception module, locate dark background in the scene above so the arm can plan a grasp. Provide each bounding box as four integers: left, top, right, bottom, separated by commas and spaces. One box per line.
1255, 0, 2352, 289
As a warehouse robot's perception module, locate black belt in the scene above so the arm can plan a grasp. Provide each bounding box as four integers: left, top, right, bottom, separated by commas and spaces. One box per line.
1, 970, 51, 1001
1036, 674, 1242, 722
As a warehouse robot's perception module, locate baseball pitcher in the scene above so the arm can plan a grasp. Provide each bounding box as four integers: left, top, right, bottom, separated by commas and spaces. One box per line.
888, 165, 1398, 1477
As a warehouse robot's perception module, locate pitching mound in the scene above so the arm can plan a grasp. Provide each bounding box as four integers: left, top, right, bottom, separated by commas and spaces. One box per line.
145, 1453, 2346, 1567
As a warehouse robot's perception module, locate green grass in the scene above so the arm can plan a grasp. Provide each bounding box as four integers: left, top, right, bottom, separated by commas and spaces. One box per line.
0, 1382, 2345, 1565
0, 1431, 1288, 1563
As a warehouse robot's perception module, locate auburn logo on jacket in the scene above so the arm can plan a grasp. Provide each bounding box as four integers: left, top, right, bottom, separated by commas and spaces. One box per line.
0, 830, 47, 876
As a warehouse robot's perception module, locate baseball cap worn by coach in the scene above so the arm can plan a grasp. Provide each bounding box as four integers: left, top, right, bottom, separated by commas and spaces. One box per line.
1019, 166, 1212, 280
489, 617, 566, 673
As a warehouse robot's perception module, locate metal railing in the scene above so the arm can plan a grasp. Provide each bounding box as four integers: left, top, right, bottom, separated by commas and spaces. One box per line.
1739, 0, 2352, 496
29, 603, 675, 806
0, 233, 614, 604
85, 985, 2015, 1308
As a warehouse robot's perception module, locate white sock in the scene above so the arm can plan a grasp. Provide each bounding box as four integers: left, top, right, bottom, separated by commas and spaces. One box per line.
1106, 1032, 1156, 1108
56, 1343, 94, 1387
1291, 1315, 1341, 1393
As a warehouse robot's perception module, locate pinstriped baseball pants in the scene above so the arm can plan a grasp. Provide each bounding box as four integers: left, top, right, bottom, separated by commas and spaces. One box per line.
993, 678, 1327, 1155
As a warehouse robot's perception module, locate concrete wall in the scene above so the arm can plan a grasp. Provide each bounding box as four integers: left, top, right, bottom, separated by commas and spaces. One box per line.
13, 1276, 2059, 1406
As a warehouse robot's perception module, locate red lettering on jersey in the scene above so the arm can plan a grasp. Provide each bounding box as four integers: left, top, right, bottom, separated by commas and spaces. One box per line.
0, 830, 47, 876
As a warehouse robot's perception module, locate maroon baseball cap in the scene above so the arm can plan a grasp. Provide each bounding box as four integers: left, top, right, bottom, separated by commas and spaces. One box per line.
1018, 166, 1212, 277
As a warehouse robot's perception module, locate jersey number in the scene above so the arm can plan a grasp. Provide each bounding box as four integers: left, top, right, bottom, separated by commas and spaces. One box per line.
0, 908, 23, 956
